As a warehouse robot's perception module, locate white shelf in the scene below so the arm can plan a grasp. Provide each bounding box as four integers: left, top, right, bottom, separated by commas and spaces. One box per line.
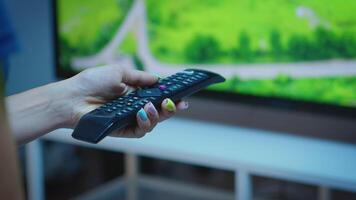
44, 117, 356, 192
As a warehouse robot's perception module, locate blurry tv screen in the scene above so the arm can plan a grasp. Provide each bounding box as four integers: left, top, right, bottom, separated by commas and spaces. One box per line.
55, 0, 356, 114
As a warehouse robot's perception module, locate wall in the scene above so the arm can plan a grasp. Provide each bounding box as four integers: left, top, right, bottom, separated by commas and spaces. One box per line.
4, 0, 55, 95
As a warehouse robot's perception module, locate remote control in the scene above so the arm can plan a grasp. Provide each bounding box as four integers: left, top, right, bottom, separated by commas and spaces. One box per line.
72, 69, 225, 143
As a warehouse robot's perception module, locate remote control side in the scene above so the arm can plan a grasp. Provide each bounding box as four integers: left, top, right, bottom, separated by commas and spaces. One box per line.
72, 69, 225, 143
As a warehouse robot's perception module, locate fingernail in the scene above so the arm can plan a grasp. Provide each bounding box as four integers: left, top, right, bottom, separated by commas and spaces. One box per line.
164, 98, 175, 112
153, 73, 162, 79
147, 102, 157, 116
179, 102, 189, 110
138, 108, 148, 121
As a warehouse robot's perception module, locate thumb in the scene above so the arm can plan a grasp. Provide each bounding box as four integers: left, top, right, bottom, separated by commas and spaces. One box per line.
121, 69, 158, 87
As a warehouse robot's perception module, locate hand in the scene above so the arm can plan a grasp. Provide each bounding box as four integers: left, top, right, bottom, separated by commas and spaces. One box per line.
64, 65, 189, 138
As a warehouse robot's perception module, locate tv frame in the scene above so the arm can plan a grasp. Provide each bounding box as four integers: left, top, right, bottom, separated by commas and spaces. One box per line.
52, 0, 356, 120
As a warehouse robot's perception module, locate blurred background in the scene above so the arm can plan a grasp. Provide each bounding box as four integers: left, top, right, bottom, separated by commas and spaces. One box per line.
3, 0, 356, 199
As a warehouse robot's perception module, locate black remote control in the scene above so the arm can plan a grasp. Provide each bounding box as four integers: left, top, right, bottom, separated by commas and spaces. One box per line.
72, 69, 225, 143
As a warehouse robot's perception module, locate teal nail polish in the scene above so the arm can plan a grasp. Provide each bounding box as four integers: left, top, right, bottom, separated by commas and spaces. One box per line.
138, 108, 148, 121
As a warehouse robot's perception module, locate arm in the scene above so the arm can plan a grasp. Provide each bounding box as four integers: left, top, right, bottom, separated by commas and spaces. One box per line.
6, 80, 74, 145
6, 65, 188, 145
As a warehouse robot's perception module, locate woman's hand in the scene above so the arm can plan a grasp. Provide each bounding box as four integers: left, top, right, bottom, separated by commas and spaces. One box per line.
6, 65, 188, 145
64, 65, 189, 138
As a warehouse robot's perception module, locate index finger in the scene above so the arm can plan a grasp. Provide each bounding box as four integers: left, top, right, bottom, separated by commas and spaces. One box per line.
121, 68, 158, 87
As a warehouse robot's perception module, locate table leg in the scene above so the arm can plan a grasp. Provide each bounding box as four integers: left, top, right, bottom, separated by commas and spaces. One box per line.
25, 140, 44, 200
125, 153, 139, 200
318, 186, 331, 200
235, 170, 252, 200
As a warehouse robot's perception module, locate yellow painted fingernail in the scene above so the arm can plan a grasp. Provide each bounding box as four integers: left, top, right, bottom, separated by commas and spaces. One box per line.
165, 98, 175, 112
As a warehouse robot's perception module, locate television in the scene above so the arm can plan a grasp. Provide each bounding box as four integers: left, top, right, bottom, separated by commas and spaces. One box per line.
53, 0, 356, 141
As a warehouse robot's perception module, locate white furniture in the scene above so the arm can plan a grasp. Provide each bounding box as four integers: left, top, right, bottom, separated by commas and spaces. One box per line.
26, 117, 356, 200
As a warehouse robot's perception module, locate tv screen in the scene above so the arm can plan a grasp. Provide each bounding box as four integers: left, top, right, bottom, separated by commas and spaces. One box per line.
54, 0, 356, 117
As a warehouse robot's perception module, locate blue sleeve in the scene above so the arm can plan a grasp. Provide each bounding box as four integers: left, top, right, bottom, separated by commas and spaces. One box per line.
0, 0, 18, 59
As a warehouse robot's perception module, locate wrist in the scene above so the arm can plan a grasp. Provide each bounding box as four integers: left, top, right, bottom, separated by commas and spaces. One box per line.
47, 77, 82, 129
5, 81, 77, 144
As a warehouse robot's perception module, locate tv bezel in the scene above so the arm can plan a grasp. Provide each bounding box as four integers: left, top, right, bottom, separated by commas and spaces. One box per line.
52, 0, 356, 119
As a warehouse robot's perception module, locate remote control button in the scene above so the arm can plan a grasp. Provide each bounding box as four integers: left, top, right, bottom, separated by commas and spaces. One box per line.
169, 84, 183, 92
114, 105, 122, 110
173, 83, 183, 88
182, 81, 190, 85
116, 100, 124, 104
168, 87, 176, 92
149, 97, 157, 101
115, 112, 123, 117
190, 77, 198, 82
137, 99, 149, 106
137, 88, 162, 97
159, 85, 167, 90
122, 109, 128, 113
181, 74, 189, 78
182, 70, 194, 75
198, 72, 208, 77
195, 75, 203, 79
105, 109, 113, 113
